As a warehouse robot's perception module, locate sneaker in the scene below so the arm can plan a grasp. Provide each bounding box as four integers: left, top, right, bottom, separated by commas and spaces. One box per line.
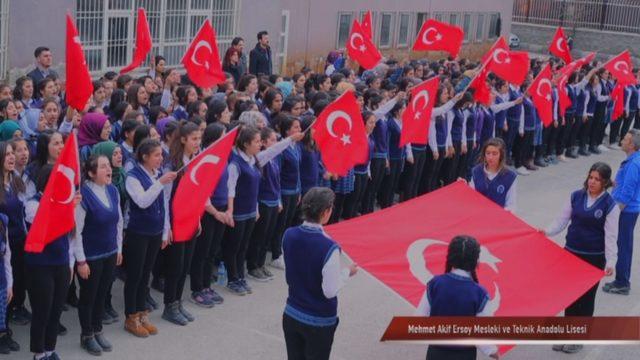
204, 288, 224, 304
190, 291, 214, 308
94, 332, 112, 352
161, 302, 188, 326
146, 293, 159, 310
548, 155, 559, 165
261, 266, 274, 279
81, 335, 102, 356
534, 157, 548, 167
248, 269, 269, 282
226, 280, 247, 296
48, 351, 62, 360
602, 281, 630, 295
515, 166, 530, 176
270, 256, 286, 270
178, 301, 195, 322
105, 306, 119, 321
102, 312, 117, 325
578, 147, 591, 156
9, 305, 31, 325
3, 330, 19, 352
597, 144, 609, 152
58, 322, 67, 336
0, 334, 10, 355
562, 344, 583, 353
239, 279, 253, 294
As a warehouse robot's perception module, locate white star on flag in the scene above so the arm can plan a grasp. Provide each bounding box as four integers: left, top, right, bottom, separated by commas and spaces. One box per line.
340, 134, 351, 145
435, 33, 443, 41
359, 45, 366, 52
414, 111, 422, 120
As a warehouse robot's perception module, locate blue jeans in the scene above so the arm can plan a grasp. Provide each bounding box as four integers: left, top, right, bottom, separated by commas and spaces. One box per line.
615, 211, 639, 287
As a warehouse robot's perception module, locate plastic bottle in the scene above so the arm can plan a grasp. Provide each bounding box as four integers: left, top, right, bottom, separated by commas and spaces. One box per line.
216, 262, 227, 286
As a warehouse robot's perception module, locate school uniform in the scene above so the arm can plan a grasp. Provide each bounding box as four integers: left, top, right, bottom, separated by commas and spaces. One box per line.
172, 106, 188, 121
506, 86, 524, 161
470, 165, 518, 212
271, 142, 302, 262
465, 106, 484, 180
120, 142, 135, 173
362, 117, 389, 214
545, 189, 618, 316
590, 81, 610, 149
422, 113, 450, 194
541, 89, 559, 160
562, 83, 579, 157
579, 84, 597, 153
634, 85, 640, 130
415, 269, 498, 360
617, 85, 637, 145
443, 108, 468, 184
344, 137, 373, 219
380, 117, 411, 208
25, 194, 74, 355
514, 98, 537, 168
0, 214, 12, 335
123, 163, 168, 316
110, 120, 123, 142
330, 169, 355, 223
74, 182, 122, 337
493, 93, 509, 141
300, 147, 320, 196
282, 222, 348, 360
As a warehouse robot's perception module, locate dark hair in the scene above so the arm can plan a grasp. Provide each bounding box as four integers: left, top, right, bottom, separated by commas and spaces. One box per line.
257, 31, 268, 41
127, 83, 145, 110
108, 88, 127, 111
264, 89, 283, 111
278, 115, 300, 138
35, 164, 54, 193
187, 100, 206, 118
584, 162, 613, 191
478, 137, 507, 171
301, 187, 335, 222
0, 141, 26, 204
37, 77, 55, 98
282, 95, 304, 113
300, 115, 317, 151
361, 110, 375, 125
235, 125, 260, 152
34, 46, 50, 58
169, 121, 200, 169
0, 99, 12, 118
154, 55, 166, 65
312, 99, 329, 117
34, 130, 59, 168
149, 105, 168, 125
388, 99, 406, 118
83, 154, 109, 181
176, 86, 195, 107
445, 235, 481, 283
206, 99, 228, 124
136, 139, 162, 164
162, 120, 179, 142
231, 37, 244, 46
13, 76, 33, 100
259, 126, 275, 143
237, 74, 257, 92
203, 123, 226, 148
102, 71, 118, 81
232, 99, 257, 121
314, 74, 329, 91
92, 80, 104, 94
133, 124, 151, 152
121, 119, 139, 141
116, 74, 133, 90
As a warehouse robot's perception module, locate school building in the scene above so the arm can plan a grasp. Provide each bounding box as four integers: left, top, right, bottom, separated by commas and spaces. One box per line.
0, 0, 513, 81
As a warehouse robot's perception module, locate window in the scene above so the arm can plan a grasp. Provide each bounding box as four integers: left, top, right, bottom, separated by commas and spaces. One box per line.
336, 12, 353, 49
434, 12, 444, 22
476, 13, 485, 41
276, 10, 289, 74
397, 13, 410, 47
75, 0, 240, 74
0, 0, 8, 79
489, 13, 500, 39
416, 12, 428, 36
379, 12, 394, 48
449, 13, 458, 26
463, 13, 472, 42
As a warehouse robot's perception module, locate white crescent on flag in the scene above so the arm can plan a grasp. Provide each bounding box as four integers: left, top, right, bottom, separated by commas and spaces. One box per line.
326, 110, 354, 145
421, 27, 440, 45
189, 154, 221, 186
412, 90, 430, 113
492, 48, 510, 64
555, 37, 566, 53
614, 60, 630, 74
191, 40, 213, 70
350, 32, 366, 52
536, 78, 553, 100
55, 164, 76, 204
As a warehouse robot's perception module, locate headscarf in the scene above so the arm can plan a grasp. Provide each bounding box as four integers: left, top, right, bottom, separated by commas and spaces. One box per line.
19, 108, 41, 138
78, 112, 108, 147
155, 116, 175, 140
276, 81, 293, 98
0, 120, 22, 141
92, 140, 126, 202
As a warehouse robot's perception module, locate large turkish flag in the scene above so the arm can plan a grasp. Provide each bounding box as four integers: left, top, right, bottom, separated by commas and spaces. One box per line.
325, 182, 604, 317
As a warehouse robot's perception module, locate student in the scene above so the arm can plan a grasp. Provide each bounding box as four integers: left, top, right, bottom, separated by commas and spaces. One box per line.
345, 111, 376, 218
578, 73, 599, 156
127, 84, 150, 123
380, 100, 412, 208
73, 155, 123, 355
542, 162, 618, 354
161, 122, 202, 326
445, 93, 472, 183
173, 86, 197, 121
0, 121, 22, 142
470, 138, 518, 212
0, 212, 16, 354
123, 139, 176, 337
25, 164, 78, 360
282, 187, 358, 360
223, 125, 302, 295
119, 119, 140, 169
13, 76, 35, 110
23, 130, 64, 200
299, 116, 320, 197
415, 235, 499, 360
514, 93, 538, 174
190, 124, 228, 306
78, 112, 112, 162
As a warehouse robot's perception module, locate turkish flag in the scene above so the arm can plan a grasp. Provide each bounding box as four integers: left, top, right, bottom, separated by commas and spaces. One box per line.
361, 11, 373, 40
312, 90, 368, 176
527, 64, 554, 127
172, 127, 238, 242
346, 19, 382, 70
326, 182, 603, 353
469, 66, 492, 105
413, 19, 464, 58
182, 20, 226, 88
120, 8, 153, 74
611, 83, 625, 121
25, 133, 80, 253
486, 49, 530, 85
603, 50, 636, 86
400, 77, 439, 147
574, 52, 596, 68
65, 14, 93, 111
548, 27, 572, 64
556, 62, 578, 118
480, 37, 508, 64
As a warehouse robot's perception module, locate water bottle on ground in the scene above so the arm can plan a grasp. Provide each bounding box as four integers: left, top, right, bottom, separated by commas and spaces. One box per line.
217, 262, 228, 286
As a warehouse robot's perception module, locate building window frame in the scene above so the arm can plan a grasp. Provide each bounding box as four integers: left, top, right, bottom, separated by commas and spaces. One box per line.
462, 12, 472, 43
378, 11, 394, 49
336, 11, 353, 50
475, 12, 486, 42
396, 12, 411, 48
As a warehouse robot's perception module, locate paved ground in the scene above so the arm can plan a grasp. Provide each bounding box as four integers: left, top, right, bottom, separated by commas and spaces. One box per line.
10, 147, 640, 359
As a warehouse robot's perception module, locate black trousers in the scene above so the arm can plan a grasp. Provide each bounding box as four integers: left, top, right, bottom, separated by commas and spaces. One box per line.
465, 140, 479, 181
565, 113, 581, 149
223, 218, 256, 282
619, 111, 636, 144
247, 204, 278, 271
564, 251, 606, 317
420, 147, 445, 194
191, 207, 227, 292
578, 115, 593, 148
78, 254, 116, 335
272, 194, 299, 260
27, 264, 70, 353
543, 123, 558, 157
401, 148, 426, 201
163, 238, 197, 304
380, 159, 403, 208
8, 235, 27, 309
609, 117, 623, 145
590, 106, 607, 147
329, 193, 347, 224
555, 119, 568, 155
426, 346, 477, 360
514, 130, 534, 168
634, 110, 640, 130
344, 173, 368, 219
362, 158, 386, 214
283, 313, 337, 360
123, 231, 162, 315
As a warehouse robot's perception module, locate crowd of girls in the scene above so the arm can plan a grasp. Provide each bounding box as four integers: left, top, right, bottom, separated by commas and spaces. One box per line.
0, 42, 637, 359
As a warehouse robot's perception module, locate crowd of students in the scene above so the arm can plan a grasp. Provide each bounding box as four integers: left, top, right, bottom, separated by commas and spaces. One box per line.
0, 31, 638, 359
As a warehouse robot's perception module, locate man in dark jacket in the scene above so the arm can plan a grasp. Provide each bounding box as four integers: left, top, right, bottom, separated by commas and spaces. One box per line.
249, 31, 272, 76
27, 46, 59, 85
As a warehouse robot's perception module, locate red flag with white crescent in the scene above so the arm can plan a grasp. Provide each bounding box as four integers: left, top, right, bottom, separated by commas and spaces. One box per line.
486, 49, 530, 85
548, 27, 572, 64
527, 64, 554, 127
346, 19, 382, 70
120, 8, 153, 74
182, 20, 226, 88
611, 83, 625, 121
361, 10, 373, 39
603, 50, 636, 86
171, 127, 238, 242
400, 77, 439, 147
413, 19, 464, 58
25, 133, 80, 253
311, 91, 368, 176
65, 14, 93, 111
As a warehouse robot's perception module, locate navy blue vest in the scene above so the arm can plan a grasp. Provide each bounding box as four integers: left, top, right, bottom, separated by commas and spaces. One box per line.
0, 214, 6, 285
0, 185, 27, 240
230, 151, 260, 219
507, 88, 523, 121
565, 85, 577, 115
372, 118, 389, 158
565, 190, 615, 255
435, 115, 448, 149
126, 164, 165, 236
25, 194, 70, 266
355, 137, 374, 174
465, 109, 476, 141
575, 88, 587, 116
480, 108, 495, 145
210, 166, 229, 208
280, 144, 301, 195
427, 273, 489, 316
300, 147, 320, 194
81, 184, 119, 260
451, 109, 464, 143
258, 160, 281, 205
471, 165, 517, 208
523, 97, 537, 130
283, 224, 339, 326
387, 117, 405, 160
586, 85, 597, 115
494, 96, 508, 129
629, 85, 639, 112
